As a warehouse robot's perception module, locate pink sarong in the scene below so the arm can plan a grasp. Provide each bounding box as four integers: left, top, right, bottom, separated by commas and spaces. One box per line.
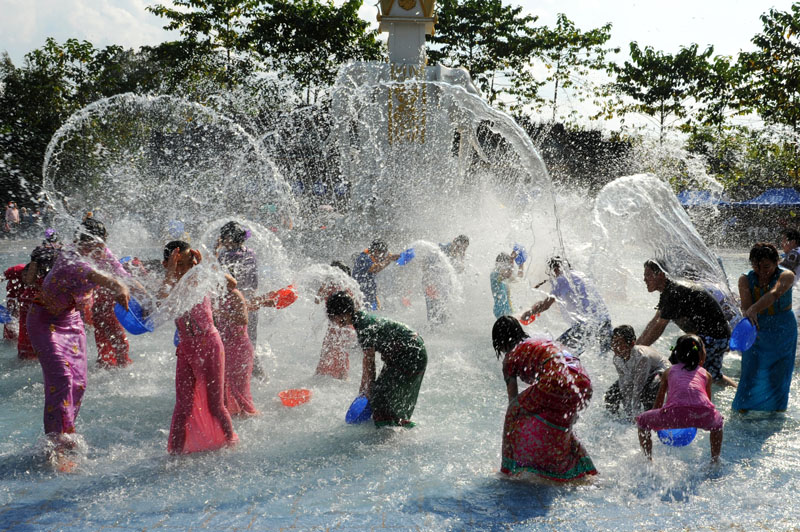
217, 303, 258, 416
28, 305, 87, 435
168, 297, 237, 454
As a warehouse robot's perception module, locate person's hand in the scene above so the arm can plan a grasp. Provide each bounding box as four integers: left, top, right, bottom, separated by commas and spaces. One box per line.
387, 253, 401, 262
521, 309, 533, 322
190, 249, 202, 265
224, 273, 237, 291
744, 307, 759, 329
114, 282, 130, 312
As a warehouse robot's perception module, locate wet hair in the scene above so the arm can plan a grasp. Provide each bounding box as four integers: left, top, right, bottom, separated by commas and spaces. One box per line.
330, 261, 351, 276
453, 234, 469, 247
75, 218, 107, 243
220, 221, 247, 244
369, 240, 388, 256
749, 242, 779, 265
30, 245, 58, 277
163, 240, 191, 262
547, 255, 570, 273
492, 316, 529, 359
495, 252, 513, 266
611, 325, 636, 345
781, 228, 800, 245
43, 228, 61, 247
326, 291, 356, 318
668, 334, 703, 371
644, 259, 665, 274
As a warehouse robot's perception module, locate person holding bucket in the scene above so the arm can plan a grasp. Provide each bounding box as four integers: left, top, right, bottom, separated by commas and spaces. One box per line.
27, 219, 130, 462
732, 243, 796, 413
326, 291, 426, 428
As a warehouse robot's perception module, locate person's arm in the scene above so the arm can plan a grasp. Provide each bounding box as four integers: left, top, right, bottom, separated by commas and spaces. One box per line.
87, 270, 130, 311
636, 310, 668, 346
651, 368, 670, 409
367, 254, 400, 274
360, 347, 376, 398
705, 368, 713, 400
23, 262, 38, 285
738, 274, 753, 313
743, 270, 795, 327
226, 289, 249, 327
523, 296, 555, 320
505, 375, 519, 402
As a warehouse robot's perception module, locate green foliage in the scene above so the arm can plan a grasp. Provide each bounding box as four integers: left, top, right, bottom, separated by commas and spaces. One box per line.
611, 42, 713, 144
529, 14, 618, 122
248, 0, 382, 104
427, 0, 538, 107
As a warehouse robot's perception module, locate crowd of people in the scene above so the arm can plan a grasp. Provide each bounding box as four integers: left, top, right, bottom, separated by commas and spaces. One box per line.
4, 217, 800, 481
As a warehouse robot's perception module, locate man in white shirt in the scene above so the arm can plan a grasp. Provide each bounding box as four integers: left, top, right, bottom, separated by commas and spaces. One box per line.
604, 325, 668, 419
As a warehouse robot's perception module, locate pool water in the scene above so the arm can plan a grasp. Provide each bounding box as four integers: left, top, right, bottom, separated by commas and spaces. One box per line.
1, 245, 799, 531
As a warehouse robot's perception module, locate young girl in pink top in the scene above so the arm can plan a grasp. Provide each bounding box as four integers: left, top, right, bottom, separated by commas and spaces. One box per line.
215, 284, 258, 417
636, 334, 724, 462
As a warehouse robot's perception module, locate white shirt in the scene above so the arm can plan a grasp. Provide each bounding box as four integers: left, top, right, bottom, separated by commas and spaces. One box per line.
613, 345, 668, 416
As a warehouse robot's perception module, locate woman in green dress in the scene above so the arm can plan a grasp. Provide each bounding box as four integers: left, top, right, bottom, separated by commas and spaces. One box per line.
326, 291, 427, 427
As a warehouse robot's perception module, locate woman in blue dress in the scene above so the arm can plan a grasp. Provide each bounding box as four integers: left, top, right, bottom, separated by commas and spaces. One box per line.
732, 243, 797, 412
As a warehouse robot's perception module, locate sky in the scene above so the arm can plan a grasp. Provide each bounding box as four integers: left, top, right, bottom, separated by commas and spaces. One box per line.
1, 0, 796, 66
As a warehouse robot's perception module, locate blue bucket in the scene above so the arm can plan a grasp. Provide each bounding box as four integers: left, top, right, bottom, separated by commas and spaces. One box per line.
396, 248, 415, 266
513, 243, 528, 265
729, 317, 756, 352
0, 304, 12, 324
114, 297, 154, 335
657, 427, 697, 447
345, 395, 372, 424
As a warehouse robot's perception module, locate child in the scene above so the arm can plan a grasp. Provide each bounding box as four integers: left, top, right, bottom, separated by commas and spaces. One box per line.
315, 261, 358, 379
636, 334, 724, 462
490, 253, 514, 319
160, 241, 237, 454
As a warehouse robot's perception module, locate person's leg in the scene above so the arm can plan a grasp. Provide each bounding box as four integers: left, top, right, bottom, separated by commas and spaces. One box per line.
710, 428, 723, 462
603, 380, 622, 414
702, 336, 736, 387
638, 428, 652, 460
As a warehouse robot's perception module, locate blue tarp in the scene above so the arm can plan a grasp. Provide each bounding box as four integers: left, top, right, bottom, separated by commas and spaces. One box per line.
677, 190, 730, 206
736, 188, 800, 206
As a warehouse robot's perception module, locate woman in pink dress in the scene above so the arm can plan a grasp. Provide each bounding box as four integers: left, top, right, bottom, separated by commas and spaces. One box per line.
492, 316, 597, 481
28, 219, 130, 455
215, 284, 259, 417
161, 241, 237, 454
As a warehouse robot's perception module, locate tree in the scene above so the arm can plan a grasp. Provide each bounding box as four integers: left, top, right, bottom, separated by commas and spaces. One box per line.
247, 0, 382, 104
739, 4, 800, 178
611, 42, 713, 144
530, 13, 618, 122
690, 54, 748, 134
427, 0, 538, 107
147, 0, 257, 87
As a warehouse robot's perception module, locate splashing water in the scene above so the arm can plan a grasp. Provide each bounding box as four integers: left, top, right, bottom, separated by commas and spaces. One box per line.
2, 66, 799, 531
